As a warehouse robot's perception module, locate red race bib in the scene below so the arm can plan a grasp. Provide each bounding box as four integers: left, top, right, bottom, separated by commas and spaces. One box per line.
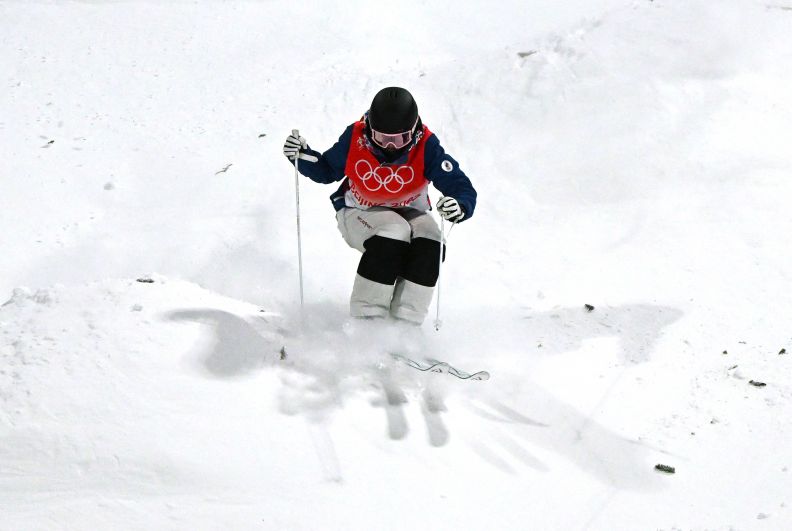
344, 120, 431, 206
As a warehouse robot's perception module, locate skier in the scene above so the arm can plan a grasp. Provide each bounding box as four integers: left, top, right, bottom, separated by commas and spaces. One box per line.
282, 87, 476, 325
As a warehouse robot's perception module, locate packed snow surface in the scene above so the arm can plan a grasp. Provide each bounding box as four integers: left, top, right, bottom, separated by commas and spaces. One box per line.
2, 1, 792, 529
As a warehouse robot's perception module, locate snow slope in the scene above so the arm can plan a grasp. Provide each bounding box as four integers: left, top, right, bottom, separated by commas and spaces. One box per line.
2, 1, 792, 529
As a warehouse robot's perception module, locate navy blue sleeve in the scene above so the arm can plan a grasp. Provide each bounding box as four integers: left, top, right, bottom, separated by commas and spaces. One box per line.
424, 134, 477, 221
289, 125, 353, 184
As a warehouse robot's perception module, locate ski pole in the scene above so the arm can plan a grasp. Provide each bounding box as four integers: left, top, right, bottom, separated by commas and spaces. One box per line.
292, 129, 305, 314
434, 216, 456, 331
434, 216, 444, 330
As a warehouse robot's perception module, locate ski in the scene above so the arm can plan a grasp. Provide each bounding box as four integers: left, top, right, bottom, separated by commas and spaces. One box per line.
390, 353, 490, 381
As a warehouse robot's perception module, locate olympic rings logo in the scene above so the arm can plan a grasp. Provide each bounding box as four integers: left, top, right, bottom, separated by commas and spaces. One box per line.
354, 159, 414, 194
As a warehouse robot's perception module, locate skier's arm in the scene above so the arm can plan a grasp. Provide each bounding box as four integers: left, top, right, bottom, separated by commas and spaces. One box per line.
284, 126, 353, 184
424, 134, 477, 221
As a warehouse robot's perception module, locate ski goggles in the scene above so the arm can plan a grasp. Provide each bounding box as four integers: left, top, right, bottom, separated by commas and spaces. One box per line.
370, 117, 419, 150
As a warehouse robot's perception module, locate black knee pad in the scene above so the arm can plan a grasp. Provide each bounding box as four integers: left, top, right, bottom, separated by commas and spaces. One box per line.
401, 237, 446, 287
357, 235, 410, 285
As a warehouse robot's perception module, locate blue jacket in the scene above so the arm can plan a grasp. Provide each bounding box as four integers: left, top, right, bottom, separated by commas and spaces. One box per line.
292, 122, 477, 221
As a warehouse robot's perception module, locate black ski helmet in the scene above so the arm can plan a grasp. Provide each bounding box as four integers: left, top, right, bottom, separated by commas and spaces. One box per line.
368, 87, 419, 134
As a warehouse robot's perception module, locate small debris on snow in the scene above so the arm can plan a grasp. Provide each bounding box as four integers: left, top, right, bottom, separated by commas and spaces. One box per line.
131, 304, 143, 312
258, 133, 267, 138
728, 364, 738, 370
584, 304, 595, 312
136, 278, 155, 284
215, 163, 232, 175
780, 348, 787, 355
655, 464, 675, 474
280, 346, 287, 360
722, 350, 728, 355
41, 139, 55, 148
518, 50, 538, 58
749, 380, 767, 387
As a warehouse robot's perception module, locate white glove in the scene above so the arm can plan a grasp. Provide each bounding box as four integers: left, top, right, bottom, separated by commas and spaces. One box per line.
437, 196, 465, 222
283, 129, 318, 162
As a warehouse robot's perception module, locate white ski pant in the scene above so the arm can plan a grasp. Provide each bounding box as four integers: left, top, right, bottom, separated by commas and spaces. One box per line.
336, 207, 442, 324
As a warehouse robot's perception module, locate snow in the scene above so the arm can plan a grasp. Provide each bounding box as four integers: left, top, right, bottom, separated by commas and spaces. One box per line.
2, 0, 792, 529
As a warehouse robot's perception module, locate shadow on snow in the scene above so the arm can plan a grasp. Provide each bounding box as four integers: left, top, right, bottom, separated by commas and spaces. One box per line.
163, 303, 681, 490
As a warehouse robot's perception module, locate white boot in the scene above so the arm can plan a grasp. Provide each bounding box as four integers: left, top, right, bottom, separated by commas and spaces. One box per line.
350, 274, 395, 319
390, 278, 434, 325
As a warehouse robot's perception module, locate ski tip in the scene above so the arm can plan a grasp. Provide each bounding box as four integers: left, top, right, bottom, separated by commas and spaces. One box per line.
389, 353, 490, 380
429, 362, 450, 374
